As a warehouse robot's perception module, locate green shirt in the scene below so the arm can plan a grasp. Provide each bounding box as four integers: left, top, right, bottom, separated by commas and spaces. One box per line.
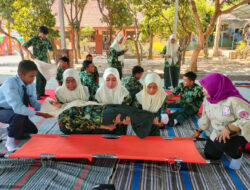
59, 105, 106, 132
108, 47, 125, 67
160, 46, 180, 67
81, 66, 99, 83
122, 75, 143, 99
23, 35, 53, 62
80, 71, 99, 101
172, 82, 204, 112
56, 67, 66, 85
132, 97, 168, 114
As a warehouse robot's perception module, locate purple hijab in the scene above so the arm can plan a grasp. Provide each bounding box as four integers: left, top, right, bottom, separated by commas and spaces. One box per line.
199, 73, 250, 104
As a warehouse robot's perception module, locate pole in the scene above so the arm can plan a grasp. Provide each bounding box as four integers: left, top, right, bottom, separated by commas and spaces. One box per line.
232, 27, 236, 50
173, 0, 179, 35
59, 0, 66, 49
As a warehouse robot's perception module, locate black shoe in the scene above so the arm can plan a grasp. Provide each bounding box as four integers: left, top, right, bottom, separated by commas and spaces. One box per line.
41, 94, 49, 97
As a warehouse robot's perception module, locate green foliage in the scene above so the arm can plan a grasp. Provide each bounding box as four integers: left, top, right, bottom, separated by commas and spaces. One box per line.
0, 0, 16, 23
5, 0, 58, 39
82, 26, 94, 37
98, 0, 133, 30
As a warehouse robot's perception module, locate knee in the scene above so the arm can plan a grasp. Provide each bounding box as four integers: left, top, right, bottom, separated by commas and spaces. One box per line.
12, 114, 28, 123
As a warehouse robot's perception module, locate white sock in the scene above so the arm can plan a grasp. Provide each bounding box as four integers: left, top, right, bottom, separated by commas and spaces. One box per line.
174, 119, 178, 125
229, 155, 243, 170
5, 137, 19, 152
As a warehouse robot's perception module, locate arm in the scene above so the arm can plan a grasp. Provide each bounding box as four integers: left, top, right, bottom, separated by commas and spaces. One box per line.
22, 37, 35, 59
28, 83, 41, 111
160, 46, 166, 58
2, 81, 36, 116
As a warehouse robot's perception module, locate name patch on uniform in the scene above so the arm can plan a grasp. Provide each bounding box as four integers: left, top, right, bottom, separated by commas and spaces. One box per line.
239, 111, 249, 119
222, 106, 231, 116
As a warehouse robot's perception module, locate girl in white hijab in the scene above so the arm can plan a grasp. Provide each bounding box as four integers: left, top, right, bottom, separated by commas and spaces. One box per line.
133, 72, 170, 126
95, 67, 131, 105
40, 69, 98, 118
108, 33, 128, 79
161, 34, 180, 90
55, 68, 89, 103
134, 72, 167, 113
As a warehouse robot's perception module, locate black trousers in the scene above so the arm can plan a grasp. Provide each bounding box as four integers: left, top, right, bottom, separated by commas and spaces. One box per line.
204, 136, 248, 160
164, 66, 179, 89
36, 71, 47, 97
0, 109, 37, 139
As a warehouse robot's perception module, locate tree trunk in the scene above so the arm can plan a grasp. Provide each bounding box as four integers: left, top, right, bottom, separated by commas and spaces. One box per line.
181, 34, 191, 65
71, 27, 78, 64
213, 15, 222, 56
148, 30, 153, 59
204, 38, 209, 58
76, 30, 81, 59
134, 40, 141, 66
190, 40, 203, 71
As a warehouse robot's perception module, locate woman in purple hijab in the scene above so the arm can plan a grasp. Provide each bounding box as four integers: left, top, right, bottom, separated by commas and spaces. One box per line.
192, 73, 250, 170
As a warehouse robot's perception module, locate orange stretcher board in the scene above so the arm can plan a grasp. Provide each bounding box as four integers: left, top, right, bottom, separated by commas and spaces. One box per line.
9, 134, 207, 164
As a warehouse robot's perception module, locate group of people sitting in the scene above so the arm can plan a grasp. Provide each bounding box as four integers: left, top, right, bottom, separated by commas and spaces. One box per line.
0, 58, 249, 170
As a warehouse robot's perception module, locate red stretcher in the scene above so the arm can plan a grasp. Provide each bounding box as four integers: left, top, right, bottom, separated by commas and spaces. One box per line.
9, 134, 207, 164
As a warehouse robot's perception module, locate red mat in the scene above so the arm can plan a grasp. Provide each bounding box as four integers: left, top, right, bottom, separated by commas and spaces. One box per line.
37, 89, 56, 103
9, 134, 206, 164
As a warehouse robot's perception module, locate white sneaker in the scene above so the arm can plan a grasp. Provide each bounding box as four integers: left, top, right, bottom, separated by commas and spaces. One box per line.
229, 155, 243, 170
5, 137, 19, 152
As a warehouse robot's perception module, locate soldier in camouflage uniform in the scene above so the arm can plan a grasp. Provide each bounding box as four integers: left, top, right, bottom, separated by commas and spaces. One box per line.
80, 54, 99, 84
23, 26, 54, 99
56, 56, 70, 86
167, 71, 204, 126
58, 104, 161, 138
108, 34, 128, 79
79, 60, 99, 100
122, 65, 144, 100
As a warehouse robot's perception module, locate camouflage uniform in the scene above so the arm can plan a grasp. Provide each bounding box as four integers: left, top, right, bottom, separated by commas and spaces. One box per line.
108, 47, 125, 79
23, 35, 53, 97
161, 46, 180, 89
56, 67, 66, 86
79, 71, 99, 101
122, 75, 143, 99
81, 66, 99, 84
168, 82, 204, 124
58, 105, 160, 137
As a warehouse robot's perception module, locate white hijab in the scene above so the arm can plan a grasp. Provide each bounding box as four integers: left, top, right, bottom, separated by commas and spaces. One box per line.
136, 73, 167, 113
110, 33, 125, 62
95, 67, 129, 104
165, 34, 179, 65
55, 68, 89, 103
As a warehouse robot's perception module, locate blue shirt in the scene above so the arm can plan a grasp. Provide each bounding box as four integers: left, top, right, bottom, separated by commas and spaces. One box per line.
0, 75, 41, 116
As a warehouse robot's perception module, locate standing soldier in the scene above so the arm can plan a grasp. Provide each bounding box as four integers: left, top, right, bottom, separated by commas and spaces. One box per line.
23, 26, 54, 100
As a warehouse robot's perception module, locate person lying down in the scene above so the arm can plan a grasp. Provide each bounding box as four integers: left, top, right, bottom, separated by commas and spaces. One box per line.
58, 104, 170, 139
41, 68, 97, 118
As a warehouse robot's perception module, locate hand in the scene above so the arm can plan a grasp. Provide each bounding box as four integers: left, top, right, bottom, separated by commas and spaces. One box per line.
113, 114, 122, 125
216, 127, 230, 143
50, 101, 62, 108
122, 116, 131, 125
107, 125, 116, 131
124, 49, 128, 53
153, 117, 164, 127
30, 53, 35, 59
192, 131, 201, 140
36, 112, 53, 118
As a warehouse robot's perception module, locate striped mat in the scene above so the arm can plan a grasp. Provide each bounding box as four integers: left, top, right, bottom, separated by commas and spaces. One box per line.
0, 115, 249, 189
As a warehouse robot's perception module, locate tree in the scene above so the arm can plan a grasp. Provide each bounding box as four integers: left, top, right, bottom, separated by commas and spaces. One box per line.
63, 0, 88, 62
97, 0, 133, 54
0, 0, 24, 59
189, 0, 249, 71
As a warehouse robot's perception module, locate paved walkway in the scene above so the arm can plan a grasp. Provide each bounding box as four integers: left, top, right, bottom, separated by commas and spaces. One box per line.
0, 55, 249, 100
